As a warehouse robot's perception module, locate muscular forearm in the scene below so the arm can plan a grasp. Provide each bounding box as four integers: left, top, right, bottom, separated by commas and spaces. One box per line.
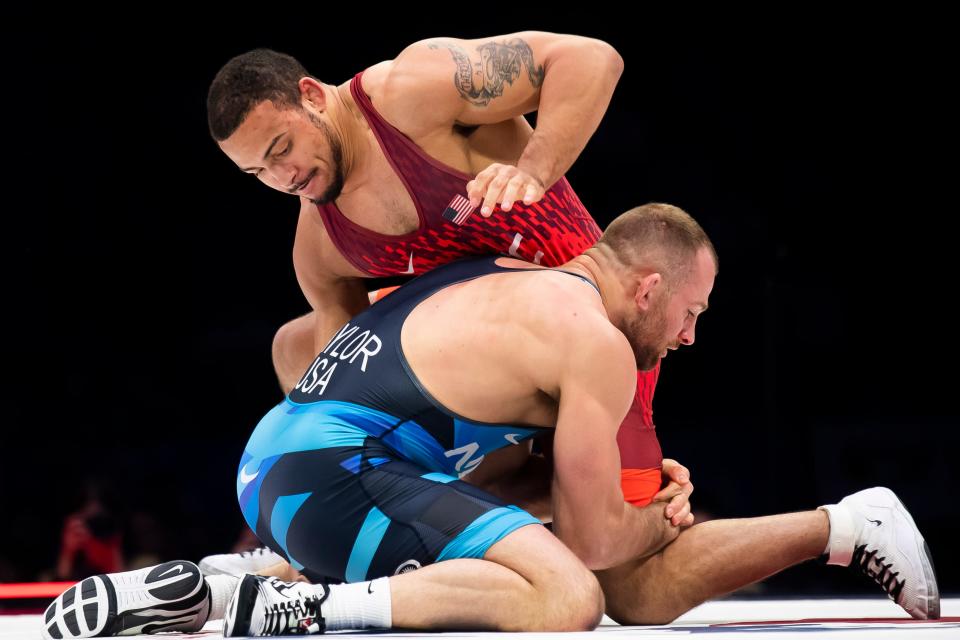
554, 500, 679, 571
519, 40, 623, 187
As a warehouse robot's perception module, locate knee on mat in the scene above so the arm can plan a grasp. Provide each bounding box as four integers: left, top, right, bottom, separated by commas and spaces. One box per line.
549, 567, 605, 631
604, 594, 685, 626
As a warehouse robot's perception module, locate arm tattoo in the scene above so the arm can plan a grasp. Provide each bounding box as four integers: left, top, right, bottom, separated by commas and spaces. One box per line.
428, 38, 545, 107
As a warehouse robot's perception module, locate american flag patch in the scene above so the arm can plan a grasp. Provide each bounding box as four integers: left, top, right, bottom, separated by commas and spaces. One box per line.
442, 194, 475, 225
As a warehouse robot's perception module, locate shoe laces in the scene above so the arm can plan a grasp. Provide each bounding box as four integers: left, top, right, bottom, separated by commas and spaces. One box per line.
852, 543, 905, 601
262, 582, 325, 635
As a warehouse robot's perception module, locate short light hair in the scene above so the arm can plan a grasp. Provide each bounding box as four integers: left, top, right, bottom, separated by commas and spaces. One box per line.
597, 203, 717, 287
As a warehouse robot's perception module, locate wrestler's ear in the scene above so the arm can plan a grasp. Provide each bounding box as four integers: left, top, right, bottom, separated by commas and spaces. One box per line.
298, 77, 327, 112
634, 273, 662, 312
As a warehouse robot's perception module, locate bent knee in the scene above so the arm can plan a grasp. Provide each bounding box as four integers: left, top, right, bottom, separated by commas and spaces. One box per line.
605, 597, 684, 626
550, 566, 605, 631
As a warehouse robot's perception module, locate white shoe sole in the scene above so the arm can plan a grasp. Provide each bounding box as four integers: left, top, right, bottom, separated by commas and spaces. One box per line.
41, 561, 209, 638
882, 488, 940, 619
847, 487, 940, 619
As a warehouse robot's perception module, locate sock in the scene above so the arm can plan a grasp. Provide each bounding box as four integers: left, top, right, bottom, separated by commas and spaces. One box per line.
204, 575, 240, 622
818, 503, 855, 566
320, 577, 392, 631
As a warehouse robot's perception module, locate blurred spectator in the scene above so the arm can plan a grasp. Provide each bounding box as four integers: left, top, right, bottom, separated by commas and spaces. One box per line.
55, 481, 123, 581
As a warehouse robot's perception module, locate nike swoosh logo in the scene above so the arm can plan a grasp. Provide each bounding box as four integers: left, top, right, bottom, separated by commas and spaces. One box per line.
240, 463, 260, 484
867, 518, 883, 527
402, 252, 415, 275
504, 433, 522, 445
367, 582, 375, 594
158, 564, 184, 578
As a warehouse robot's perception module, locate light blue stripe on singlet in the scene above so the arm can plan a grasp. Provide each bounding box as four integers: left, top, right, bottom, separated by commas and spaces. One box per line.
437, 506, 540, 561
420, 472, 457, 484
243, 400, 373, 462
340, 454, 392, 475
270, 492, 313, 571
249, 399, 451, 472
237, 454, 281, 533
345, 507, 391, 582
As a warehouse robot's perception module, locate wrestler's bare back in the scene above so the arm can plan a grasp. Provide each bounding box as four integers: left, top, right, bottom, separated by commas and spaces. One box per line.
401, 257, 619, 430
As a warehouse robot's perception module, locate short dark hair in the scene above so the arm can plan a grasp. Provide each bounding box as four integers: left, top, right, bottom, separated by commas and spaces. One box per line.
207, 48, 312, 141
598, 203, 718, 286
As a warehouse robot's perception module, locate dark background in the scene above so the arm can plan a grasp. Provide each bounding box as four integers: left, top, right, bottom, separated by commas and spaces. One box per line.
4, 12, 956, 598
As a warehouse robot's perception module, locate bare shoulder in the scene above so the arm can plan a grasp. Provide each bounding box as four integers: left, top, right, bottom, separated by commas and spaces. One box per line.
545, 281, 637, 423
534, 274, 633, 368
502, 268, 636, 398
355, 59, 392, 99
517, 270, 608, 330
366, 31, 601, 137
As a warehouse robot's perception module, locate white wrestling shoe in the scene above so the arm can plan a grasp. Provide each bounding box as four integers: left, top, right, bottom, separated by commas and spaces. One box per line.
41, 560, 210, 638
199, 546, 285, 577
821, 486, 940, 619
223, 574, 328, 636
